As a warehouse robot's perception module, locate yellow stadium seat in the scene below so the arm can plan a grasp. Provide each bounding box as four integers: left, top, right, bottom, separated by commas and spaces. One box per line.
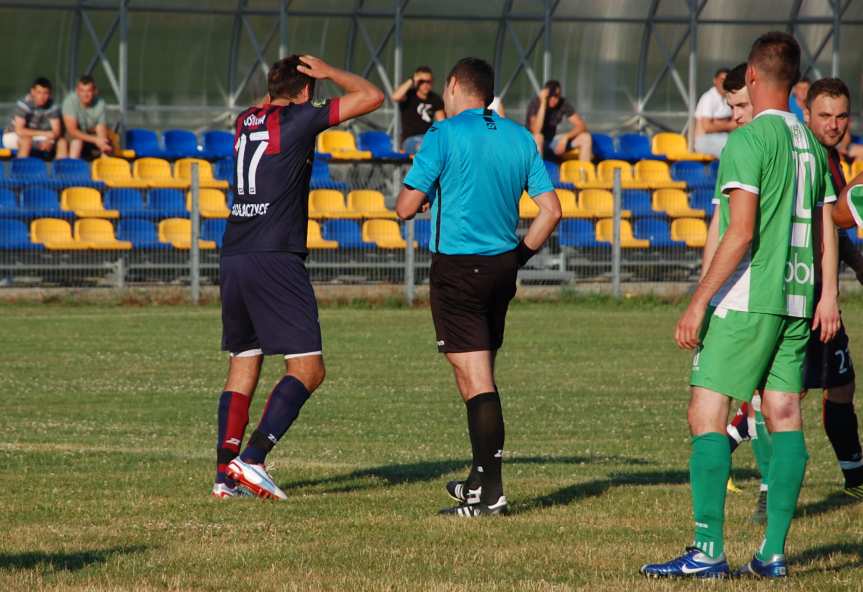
363, 219, 415, 249
840, 160, 851, 180
30, 218, 91, 250
0, 148, 11, 158
556, 189, 591, 218
595, 218, 649, 248
158, 218, 217, 249
560, 147, 581, 161
519, 193, 539, 218
174, 158, 229, 190
851, 159, 863, 178
651, 132, 714, 162
858, 225, 863, 240
347, 190, 397, 218
309, 189, 355, 218
186, 189, 230, 219
307, 220, 338, 249
61, 187, 119, 219
597, 160, 650, 189
74, 218, 132, 250
634, 160, 687, 190
559, 161, 611, 189
133, 157, 189, 189
92, 156, 148, 189
317, 130, 372, 160
671, 218, 708, 248
578, 189, 631, 218
653, 189, 706, 218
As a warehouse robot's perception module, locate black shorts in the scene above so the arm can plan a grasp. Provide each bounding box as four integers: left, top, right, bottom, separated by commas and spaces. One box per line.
220, 252, 322, 357
429, 251, 518, 353
804, 319, 855, 390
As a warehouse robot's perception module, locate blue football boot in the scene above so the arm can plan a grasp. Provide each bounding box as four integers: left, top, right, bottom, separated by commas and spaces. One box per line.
640, 547, 730, 579
735, 554, 788, 578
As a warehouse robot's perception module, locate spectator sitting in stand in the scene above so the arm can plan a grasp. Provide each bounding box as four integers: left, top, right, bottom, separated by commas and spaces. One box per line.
2, 77, 67, 159
392, 65, 444, 154
526, 80, 592, 162
63, 75, 113, 160
693, 67, 734, 157
789, 77, 811, 122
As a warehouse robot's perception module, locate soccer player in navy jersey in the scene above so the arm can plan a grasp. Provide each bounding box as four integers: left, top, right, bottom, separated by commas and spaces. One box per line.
212, 55, 383, 499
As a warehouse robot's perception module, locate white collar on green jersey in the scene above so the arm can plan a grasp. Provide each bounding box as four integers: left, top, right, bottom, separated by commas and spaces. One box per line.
755, 108, 793, 119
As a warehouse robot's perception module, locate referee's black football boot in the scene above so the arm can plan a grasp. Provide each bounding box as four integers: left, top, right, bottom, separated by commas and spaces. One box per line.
445, 480, 481, 505
438, 496, 509, 517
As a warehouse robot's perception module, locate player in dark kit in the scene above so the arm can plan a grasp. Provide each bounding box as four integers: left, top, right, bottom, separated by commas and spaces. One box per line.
212, 55, 383, 499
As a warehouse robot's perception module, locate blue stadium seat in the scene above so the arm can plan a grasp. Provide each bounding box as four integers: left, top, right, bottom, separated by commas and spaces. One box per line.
203, 130, 234, 160
213, 157, 234, 182
618, 133, 656, 162
633, 217, 685, 248
592, 133, 628, 161
11, 157, 48, 179
542, 160, 575, 190
401, 218, 431, 248
0, 188, 19, 216
164, 129, 218, 160
147, 189, 187, 218
622, 190, 654, 216
0, 219, 41, 249
322, 219, 374, 248
105, 188, 150, 217
21, 187, 71, 218
310, 159, 349, 191
357, 131, 408, 161
51, 158, 104, 190
708, 159, 720, 176
117, 218, 166, 249
691, 188, 716, 212
671, 161, 712, 189
559, 219, 600, 248
202, 218, 227, 248
126, 128, 170, 159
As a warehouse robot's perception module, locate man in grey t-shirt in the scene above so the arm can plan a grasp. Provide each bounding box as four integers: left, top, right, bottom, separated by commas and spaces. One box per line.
63, 75, 112, 160
3, 77, 67, 158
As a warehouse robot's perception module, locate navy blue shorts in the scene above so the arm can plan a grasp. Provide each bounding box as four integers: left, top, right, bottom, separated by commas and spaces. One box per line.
220, 252, 322, 357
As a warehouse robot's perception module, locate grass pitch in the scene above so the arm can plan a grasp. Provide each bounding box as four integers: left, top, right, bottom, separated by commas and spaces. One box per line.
1, 299, 862, 591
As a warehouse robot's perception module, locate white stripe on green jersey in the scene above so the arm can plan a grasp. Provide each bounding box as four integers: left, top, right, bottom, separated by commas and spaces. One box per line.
711, 109, 836, 318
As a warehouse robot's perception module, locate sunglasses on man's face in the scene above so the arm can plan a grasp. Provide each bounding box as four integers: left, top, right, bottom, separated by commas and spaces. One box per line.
417, 78, 433, 85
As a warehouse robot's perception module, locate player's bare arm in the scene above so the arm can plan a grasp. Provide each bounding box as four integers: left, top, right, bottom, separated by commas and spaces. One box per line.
832, 171, 863, 228
522, 191, 562, 249
700, 210, 721, 280
297, 55, 384, 123
813, 203, 840, 343
395, 186, 429, 220
675, 190, 756, 350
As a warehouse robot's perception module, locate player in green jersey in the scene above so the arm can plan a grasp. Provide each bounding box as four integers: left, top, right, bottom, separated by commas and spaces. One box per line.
642, 32, 840, 580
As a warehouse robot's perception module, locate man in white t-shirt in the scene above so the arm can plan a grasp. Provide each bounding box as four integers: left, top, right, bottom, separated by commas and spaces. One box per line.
693, 68, 735, 157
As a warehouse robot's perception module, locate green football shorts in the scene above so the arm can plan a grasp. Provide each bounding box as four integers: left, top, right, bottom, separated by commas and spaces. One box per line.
690, 307, 810, 401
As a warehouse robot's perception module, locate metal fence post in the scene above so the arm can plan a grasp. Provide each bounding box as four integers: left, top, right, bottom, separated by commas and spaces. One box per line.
612, 168, 622, 299
190, 163, 201, 304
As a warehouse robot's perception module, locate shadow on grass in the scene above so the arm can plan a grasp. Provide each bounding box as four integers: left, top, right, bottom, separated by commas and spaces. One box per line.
0, 545, 148, 572
793, 542, 863, 574
797, 491, 860, 518
282, 454, 653, 494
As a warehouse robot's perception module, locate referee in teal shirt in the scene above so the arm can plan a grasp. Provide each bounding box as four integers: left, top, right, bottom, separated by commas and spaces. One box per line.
396, 57, 561, 517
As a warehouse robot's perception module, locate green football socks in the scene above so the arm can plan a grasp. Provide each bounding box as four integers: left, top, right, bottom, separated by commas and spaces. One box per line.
690, 432, 731, 558
758, 431, 808, 560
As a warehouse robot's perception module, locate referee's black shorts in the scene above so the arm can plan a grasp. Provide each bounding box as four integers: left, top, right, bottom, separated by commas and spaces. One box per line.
429, 250, 518, 353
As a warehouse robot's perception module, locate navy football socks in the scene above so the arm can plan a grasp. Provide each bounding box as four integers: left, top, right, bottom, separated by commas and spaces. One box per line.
241, 376, 311, 465
216, 391, 251, 485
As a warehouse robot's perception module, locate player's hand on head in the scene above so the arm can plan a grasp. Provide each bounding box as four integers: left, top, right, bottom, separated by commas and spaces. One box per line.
675, 302, 705, 350
297, 55, 332, 80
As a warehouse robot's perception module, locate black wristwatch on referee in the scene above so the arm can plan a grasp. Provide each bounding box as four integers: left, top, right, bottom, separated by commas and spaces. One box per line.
515, 239, 538, 267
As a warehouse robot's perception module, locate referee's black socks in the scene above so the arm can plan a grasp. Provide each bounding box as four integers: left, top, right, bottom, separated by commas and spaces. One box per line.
823, 398, 863, 488
466, 391, 505, 504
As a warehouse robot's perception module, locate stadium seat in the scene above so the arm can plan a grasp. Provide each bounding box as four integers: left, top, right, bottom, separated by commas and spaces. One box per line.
357, 131, 407, 160
148, 189, 188, 218
104, 188, 149, 217
653, 189, 706, 218
633, 217, 685, 248
592, 133, 628, 161
309, 189, 354, 218
403, 218, 431, 248
125, 128, 170, 159
691, 188, 716, 213
30, 218, 90, 249
322, 219, 375, 248
0, 219, 41, 249
559, 161, 610, 189
671, 217, 708, 247
852, 160, 863, 179
618, 133, 656, 162
634, 160, 687, 190
202, 218, 227, 248
597, 160, 650, 189
61, 187, 119, 219
92, 156, 148, 189
556, 189, 590, 218
310, 159, 349, 191
0, 148, 11, 159
363, 219, 414, 249
11, 157, 48, 179
316, 130, 372, 160
21, 187, 72, 218
307, 220, 337, 249
652, 132, 714, 162
116, 218, 165, 249
51, 158, 103, 189
347, 190, 396, 218
0, 188, 20, 216
187, 188, 229, 218
133, 157, 189, 189
544, 160, 575, 189
74, 218, 132, 250
579, 189, 631, 218
158, 218, 216, 249
670, 161, 714, 189
595, 218, 650, 248
622, 190, 655, 217
519, 193, 539, 218
174, 158, 229, 190
164, 129, 215, 160
203, 130, 235, 160
213, 157, 235, 182
558, 219, 600, 248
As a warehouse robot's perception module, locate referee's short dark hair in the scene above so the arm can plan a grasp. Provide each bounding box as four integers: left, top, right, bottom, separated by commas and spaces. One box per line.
268, 55, 315, 101
722, 63, 747, 94
806, 77, 850, 109
446, 57, 495, 107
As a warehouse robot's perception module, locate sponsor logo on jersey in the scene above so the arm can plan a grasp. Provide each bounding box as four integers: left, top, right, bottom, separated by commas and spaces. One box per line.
231, 202, 270, 217
244, 113, 266, 127
785, 252, 814, 286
